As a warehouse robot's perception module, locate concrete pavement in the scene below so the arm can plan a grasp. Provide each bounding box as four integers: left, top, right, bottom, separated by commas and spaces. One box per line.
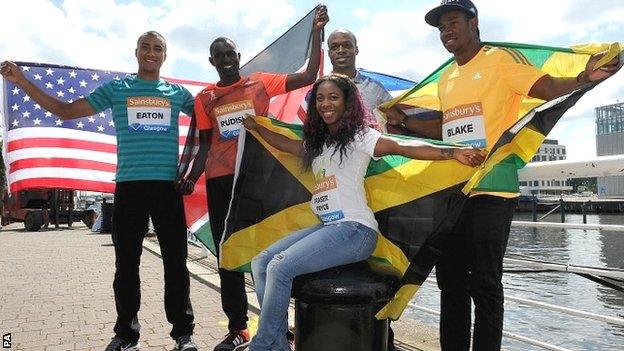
0, 223, 439, 350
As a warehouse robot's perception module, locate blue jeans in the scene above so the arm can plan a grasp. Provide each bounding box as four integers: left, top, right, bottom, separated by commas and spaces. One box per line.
249, 221, 378, 351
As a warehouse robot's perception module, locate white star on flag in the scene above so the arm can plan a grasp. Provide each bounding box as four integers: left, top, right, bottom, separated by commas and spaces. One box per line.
33, 118, 41, 125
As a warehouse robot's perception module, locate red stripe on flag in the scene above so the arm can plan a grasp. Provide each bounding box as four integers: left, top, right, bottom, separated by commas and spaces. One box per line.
10, 178, 116, 193
179, 136, 200, 145
268, 50, 322, 124
297, 104, 308, 123
183, 174, 208, 226
7, 138, 117, 153
269, 87, 310, 123
10, 158, 117, 173
164, 77, 209, 87
180, 114, 192, 126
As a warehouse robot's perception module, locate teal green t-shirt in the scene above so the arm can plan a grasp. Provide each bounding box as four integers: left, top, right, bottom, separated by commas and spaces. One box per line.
86, 76, 194, 182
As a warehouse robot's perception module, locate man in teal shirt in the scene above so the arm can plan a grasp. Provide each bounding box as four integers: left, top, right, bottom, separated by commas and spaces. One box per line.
1, 31, 199, 351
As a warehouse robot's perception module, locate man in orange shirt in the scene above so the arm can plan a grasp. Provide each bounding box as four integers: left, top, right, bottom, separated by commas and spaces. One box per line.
180, 5, 328, 351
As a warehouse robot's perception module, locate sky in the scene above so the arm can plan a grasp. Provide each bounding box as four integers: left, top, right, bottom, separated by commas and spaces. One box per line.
1, 0, 623, 161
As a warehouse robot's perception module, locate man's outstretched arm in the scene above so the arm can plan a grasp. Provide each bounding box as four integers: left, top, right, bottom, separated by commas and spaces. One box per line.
285, 5, 329, 91
1, 60, 95, 120
529, 52, 621, 100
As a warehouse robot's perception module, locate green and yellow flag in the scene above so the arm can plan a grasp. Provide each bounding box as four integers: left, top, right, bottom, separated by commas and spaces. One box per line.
222, 42, 622, 320
382, 41, 623, 195
222, 116, 474, 316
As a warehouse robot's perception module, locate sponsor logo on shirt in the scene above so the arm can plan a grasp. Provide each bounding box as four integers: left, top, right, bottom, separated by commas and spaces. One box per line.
204, 90, 217, 101
127, 96, 172, 133
313, 174, 337, 194
442, 102, 486, 148
214, 100, 255, 140
320, 211, 345, 223
311, 174, 345, 224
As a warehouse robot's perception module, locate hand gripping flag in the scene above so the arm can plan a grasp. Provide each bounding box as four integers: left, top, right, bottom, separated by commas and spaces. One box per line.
240, 7, 323, 124
221, 42, 623, 320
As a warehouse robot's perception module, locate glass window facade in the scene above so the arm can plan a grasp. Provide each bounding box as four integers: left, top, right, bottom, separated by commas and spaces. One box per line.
596, 102, 624, 136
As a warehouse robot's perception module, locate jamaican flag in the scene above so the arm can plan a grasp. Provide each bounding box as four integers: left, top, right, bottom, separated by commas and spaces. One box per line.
222, 42, 622, 320
381, 41, 623, 195
221, 116, 476, 268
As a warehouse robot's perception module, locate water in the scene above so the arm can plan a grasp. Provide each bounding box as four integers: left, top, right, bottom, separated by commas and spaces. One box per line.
405, 213, 624, 350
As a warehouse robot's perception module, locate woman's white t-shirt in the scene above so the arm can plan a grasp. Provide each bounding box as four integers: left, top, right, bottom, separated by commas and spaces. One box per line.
310, 128, 381, 231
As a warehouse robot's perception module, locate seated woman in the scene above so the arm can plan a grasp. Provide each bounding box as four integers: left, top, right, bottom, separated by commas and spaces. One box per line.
242, 74, 485, 351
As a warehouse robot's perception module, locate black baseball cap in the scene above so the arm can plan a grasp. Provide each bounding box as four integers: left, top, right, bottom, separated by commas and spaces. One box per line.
425, 0, 478, 27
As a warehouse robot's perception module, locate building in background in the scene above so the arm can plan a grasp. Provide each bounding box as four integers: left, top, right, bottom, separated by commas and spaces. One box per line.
596, 101, 624, 197
519, 139, 572, 195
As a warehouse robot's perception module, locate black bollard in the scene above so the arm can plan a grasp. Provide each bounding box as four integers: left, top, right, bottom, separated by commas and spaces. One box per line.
100, 201, 114, 234
291, 261, 398, 351
560, 198, 565, 223
582, 201, 587, 224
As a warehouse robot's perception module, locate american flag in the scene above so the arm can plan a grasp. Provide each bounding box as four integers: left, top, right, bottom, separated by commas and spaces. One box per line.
1, 62, 206, 194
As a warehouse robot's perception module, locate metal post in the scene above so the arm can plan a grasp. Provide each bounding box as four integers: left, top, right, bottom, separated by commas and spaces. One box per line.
532, 195, 538, 222
68, 190, 74, 228
559, 198, 565, 223
582, 201, 587, 224
53, 190, 60, 228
